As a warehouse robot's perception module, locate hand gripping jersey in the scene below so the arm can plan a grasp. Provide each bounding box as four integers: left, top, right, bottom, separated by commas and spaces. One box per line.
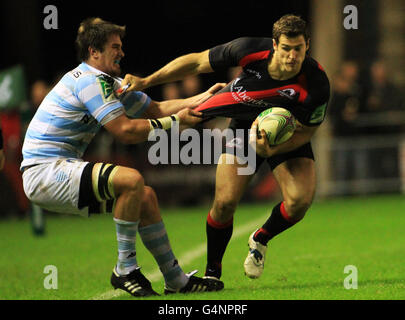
196, 37, 330, 126
21, 62, 151, 169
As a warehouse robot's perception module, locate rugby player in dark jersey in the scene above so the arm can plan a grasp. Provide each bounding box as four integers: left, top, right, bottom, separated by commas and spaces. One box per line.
122, 15, 330, 286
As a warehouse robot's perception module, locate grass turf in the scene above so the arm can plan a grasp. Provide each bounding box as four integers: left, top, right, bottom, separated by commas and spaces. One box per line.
1, 194, 404, 300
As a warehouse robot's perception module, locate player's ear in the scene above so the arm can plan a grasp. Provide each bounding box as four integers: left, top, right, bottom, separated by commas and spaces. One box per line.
305, 38, 310, 52
272, 38, 278, 51
88, 46, 99, 59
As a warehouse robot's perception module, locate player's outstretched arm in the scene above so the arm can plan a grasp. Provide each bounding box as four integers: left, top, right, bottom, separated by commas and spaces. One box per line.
145, 82, 225, 118
104, 109, 202, 144
121, 50, 213, 92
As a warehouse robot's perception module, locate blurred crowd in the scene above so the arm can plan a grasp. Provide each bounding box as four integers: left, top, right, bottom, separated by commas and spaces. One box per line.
329, 59, 405, 194
0, 79, 51, 218
0, 60, 404, 218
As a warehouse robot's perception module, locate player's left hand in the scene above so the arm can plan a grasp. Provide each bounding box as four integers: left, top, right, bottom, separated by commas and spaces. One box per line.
176, 108, 203, 127
119, 74, 147, 93
249, 119, 275, 158
187, 82, 226, 107
207, 83, 226, 95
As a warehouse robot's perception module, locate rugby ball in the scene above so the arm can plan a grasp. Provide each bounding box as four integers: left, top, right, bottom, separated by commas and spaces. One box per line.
256, 107, 296, 146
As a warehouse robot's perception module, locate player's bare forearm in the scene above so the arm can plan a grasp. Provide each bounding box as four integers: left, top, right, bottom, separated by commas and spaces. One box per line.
105, 116, 152, 144
145, 50, 213, 86
105, 109, 202, 144
145, 83, 225, 118
151, 99, 196, 117
270, 126, 317, 156
122, 50, 213, 92
252, 120, 318, 158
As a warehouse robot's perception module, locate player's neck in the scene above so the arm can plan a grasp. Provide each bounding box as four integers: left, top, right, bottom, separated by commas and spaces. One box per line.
85, 60, 103, 73
268, 57, 299, 81
85, 59, 111, 76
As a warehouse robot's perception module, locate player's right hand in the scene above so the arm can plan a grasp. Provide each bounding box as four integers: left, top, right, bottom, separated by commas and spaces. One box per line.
120, 74, 147, 92
249, 119, 274, 158
176, 108, 203, 127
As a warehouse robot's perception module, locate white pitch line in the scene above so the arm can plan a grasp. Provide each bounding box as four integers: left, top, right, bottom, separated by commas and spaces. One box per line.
90, 214, 268, 300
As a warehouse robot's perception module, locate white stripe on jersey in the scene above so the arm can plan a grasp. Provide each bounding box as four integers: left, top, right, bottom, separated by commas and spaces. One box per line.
53, 81, 83, 108
79, 81, 104, 105
21, 62, 151, 169
27, 117, 96, 143
23, 139, 79, 154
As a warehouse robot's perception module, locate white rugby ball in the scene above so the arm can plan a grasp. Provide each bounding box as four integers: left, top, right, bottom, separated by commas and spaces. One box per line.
256, 107, 296, 146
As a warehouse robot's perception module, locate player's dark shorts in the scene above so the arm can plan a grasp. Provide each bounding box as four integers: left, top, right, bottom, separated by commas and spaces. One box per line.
223, 119, 315, 172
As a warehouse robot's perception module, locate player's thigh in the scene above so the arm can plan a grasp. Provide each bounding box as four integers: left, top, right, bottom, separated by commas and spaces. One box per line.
78, 162, 145, 216
273, 157, 316, 214
212, 154, 254, 215
214, 119, 260, 207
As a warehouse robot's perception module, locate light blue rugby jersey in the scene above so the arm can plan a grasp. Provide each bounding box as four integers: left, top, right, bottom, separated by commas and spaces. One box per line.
21, 62, 151, 169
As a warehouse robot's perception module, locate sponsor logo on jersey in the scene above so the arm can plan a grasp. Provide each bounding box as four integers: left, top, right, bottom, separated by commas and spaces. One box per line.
277, 88, 296, 100
245, 68, 262, 79
230, 78, 271, 108
225, 137, 243, 149
96, 74, 118, 103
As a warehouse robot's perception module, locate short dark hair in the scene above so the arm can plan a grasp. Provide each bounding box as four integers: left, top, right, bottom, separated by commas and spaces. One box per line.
75, 17, 126, 62
272, 14, 309, 44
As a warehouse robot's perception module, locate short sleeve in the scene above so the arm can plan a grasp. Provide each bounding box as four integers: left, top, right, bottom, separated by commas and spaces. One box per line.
121, 91, 151, 118
76, 74, 124, 126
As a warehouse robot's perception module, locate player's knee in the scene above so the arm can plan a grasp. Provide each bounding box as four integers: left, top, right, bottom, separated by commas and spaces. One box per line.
284, 195, 313, 221
213, 198, 238, 218
141, 186, 158, 210
122, 170, 145, 195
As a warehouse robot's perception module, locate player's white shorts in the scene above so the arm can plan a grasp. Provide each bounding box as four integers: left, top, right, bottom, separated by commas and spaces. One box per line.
22, 159, 90, 216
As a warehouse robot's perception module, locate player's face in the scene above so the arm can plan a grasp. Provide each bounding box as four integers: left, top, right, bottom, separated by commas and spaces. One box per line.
98, 34, 125, 76
273, 34, 308, 74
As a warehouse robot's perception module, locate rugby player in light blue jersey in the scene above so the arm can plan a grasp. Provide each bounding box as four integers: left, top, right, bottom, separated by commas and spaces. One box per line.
21, 17, 224, 297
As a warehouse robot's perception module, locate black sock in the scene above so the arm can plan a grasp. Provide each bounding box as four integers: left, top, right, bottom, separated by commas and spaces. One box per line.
205, 212, 233, 279
254, 202, 296, 246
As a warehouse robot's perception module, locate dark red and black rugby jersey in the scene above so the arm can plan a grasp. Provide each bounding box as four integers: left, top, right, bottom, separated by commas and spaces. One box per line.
196, 37, 330, 126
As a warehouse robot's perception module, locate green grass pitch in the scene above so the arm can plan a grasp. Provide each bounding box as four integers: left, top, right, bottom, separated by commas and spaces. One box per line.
1, 194, 404, 300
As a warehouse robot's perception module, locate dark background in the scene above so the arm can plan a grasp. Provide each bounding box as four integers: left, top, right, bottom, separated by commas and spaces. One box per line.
1, 0, 381, 95
1, 0, 310, 89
